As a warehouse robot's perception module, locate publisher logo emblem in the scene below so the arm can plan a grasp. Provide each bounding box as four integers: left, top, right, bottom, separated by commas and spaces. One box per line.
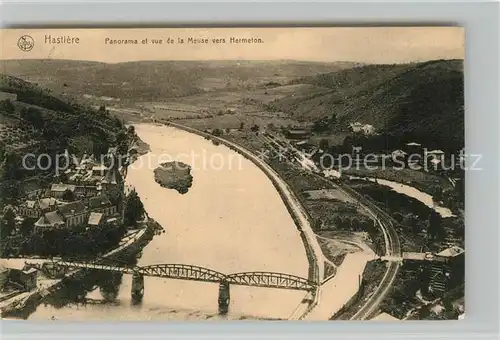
18, 35, 34, 52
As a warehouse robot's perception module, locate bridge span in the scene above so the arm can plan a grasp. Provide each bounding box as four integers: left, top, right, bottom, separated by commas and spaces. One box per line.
26, 258, 316, 315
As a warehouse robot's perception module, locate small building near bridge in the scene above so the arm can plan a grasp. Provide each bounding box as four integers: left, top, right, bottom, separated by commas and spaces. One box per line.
284, 128, 311, 140
3, 262, 38, 292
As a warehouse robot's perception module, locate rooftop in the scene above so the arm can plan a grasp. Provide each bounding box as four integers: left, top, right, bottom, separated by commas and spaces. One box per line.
436, 246, 464, 258
88, 212, 104, 226
38, 197, 57, 210
403, 252, 429, 261
58, 201, 87, 217
35, 211, 65, 227
92, 165, 108, 171
371, 312, 400, 321
392, 149, 408, 155
86, 195, 112, 209
51, 183, 76, 192
427, 149, 445, 155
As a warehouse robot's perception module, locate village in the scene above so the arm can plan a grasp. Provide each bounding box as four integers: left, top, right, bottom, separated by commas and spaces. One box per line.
0, 143, 149, 308
15, 147, 126, 232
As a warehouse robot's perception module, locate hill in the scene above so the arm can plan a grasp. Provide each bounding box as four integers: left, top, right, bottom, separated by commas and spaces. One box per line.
0, 74, 129, 203
2, 59, 357, 104
268, 59, 464, 151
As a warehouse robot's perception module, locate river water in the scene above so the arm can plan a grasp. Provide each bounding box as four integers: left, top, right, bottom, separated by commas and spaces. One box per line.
347, 176, 454, 218
27, 123, 309, 320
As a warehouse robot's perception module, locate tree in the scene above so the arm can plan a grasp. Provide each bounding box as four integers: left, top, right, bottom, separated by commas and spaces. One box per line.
0, 180, 21, 204
116, 131, 128, 156
431, 184, 443, 202
20, 107, 44, 129
212, 128, 223, 136
2, 151, 23, 180
443, 296, 458, 319
250, 124, 260, 133
124, 189, 144, 227
238, 122, 245, 131
0, 99, 15, 114
418, 305, 431, 319
93, 137, 109, 157
1, 205, 16, 238
62, 188, 76, 201
312, 116, 330, 133
428, 210, 444, 241
319, 139, 329, 152
58, 172, 69, 183
20, 218, 35, 236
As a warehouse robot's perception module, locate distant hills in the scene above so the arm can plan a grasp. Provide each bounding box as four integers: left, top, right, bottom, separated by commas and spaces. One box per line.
268, 59, 464, 151
0, 74, 127, 184
2, 59, 357, 102
1, 58, 464, 152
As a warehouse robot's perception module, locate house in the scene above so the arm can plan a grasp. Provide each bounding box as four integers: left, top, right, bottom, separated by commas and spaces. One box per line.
51, 183, 76, 199
74, 185, 99, 198
349, 122, 375, 135
425, 149, 446, 164
430, 246, 465, 295
391, 149, 408, 163
87, 212, 105, 227
433, 246, 465, 264
18, 197, 58, 219
34, 211, 65, 230
284, 128, 311, 140
86, 194, 116, 216
349, 122, 364, 133
403, 142, 424, 162
21, 178, 44, 199
92, 165, 108, 177
4, 262, 38, 291
57, 201, 88, 227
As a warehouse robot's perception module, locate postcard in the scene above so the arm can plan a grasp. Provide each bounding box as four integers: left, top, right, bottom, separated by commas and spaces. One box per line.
0, 27, 465, 321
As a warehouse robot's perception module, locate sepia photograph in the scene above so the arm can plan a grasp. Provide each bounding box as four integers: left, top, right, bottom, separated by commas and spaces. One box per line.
0, 27, 465, 321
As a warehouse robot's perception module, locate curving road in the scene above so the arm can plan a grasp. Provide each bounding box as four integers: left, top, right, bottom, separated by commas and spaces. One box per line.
335, 183, 401, 320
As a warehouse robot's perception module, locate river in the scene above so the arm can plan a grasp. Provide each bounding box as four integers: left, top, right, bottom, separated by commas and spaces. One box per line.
26, 123, 309, 320
347, 176, 454, 218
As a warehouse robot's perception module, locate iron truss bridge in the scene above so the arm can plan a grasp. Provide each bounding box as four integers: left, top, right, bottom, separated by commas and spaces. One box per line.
30, 258, 316, 291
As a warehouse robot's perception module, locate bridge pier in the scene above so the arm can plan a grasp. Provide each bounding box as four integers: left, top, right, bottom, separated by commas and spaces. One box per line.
131, 273, 144, 302
218, 280, 230, 315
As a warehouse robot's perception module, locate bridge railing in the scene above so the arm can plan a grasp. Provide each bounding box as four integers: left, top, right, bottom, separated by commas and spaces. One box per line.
37, 258, 317, 291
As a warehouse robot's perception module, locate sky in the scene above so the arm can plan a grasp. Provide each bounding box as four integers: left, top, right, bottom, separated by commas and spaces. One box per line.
1, 27, 464, 64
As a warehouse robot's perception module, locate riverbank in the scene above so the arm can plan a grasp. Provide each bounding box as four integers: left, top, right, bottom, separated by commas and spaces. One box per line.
0, 221, 156, 318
